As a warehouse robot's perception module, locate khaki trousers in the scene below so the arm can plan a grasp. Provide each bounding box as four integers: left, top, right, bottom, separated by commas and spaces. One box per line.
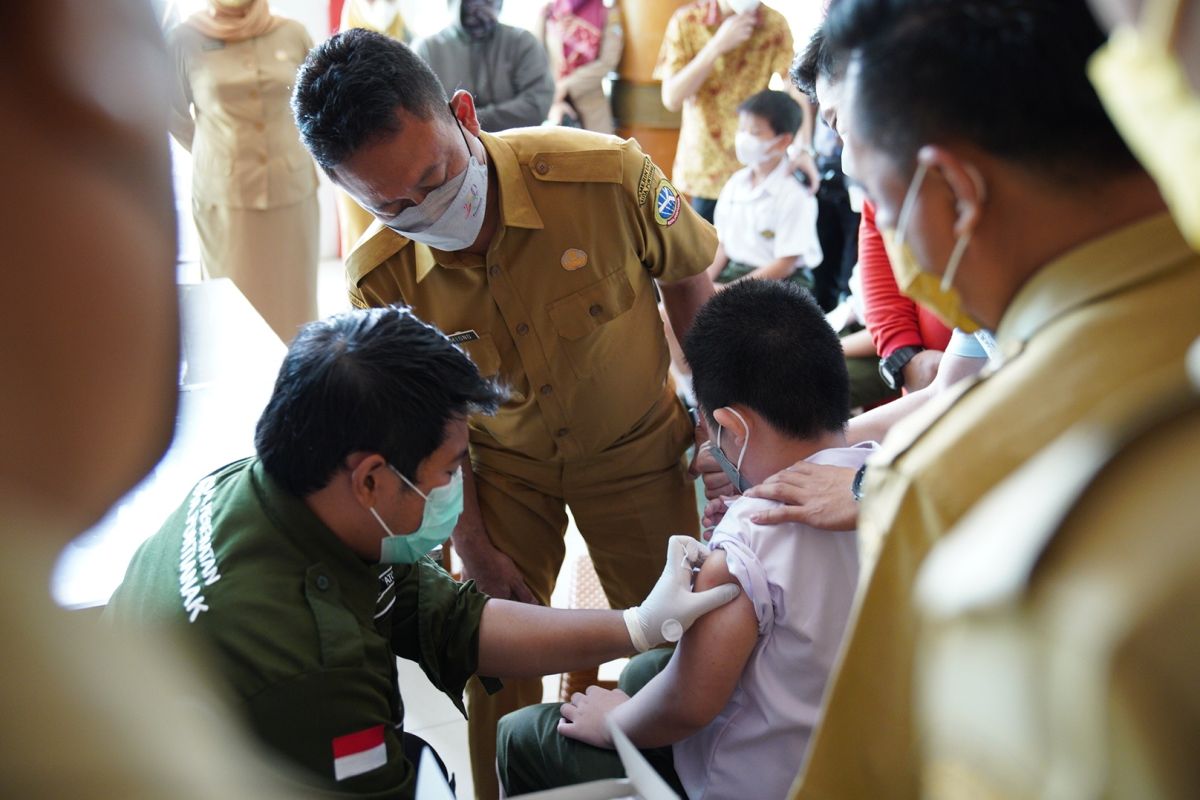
193, 195, 319, 343
465, 388, 699, 799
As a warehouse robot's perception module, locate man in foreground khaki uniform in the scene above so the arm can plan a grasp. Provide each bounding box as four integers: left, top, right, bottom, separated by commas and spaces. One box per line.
0, 1, 307, 795
915, 0, 1200, 795
787, 2, 1200, 798
291, 30, 716, 797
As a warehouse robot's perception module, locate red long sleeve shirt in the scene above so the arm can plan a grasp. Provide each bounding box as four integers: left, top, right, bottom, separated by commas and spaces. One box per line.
859, 200, 952, 358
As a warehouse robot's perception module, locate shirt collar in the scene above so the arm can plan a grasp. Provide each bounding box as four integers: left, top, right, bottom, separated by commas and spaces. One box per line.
731, 157, 793, 202
429, 130, 544, 270
482, 130, 544, 231
996, 212, 1193, 354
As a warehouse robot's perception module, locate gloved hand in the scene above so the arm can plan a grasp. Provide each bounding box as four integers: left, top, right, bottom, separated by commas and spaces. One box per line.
622, 535, 741, 652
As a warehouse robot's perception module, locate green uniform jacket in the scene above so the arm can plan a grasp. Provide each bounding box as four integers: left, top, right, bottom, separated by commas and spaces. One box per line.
106, 457, 492, 798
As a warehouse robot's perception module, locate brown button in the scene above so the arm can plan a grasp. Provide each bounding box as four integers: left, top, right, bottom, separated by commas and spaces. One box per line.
555, 427, 569, 437
540, 384, 553, 396
254, 122, 265, 132
534, 161, 549, 175
249, 90, 258, 98
259, 154, 268, 164
588, 303, 603, 316
516, 323, 529, 335
488, 265, 500, 277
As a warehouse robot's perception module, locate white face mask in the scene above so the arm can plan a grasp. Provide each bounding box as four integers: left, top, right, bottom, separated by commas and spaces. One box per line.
385, 120, 488, 252
734, 131, 780, 166
728, 0, 760, 14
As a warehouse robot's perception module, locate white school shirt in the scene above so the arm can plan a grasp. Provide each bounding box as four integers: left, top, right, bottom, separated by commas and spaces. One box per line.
714, 158, 823, 270
672, 442, 875, 800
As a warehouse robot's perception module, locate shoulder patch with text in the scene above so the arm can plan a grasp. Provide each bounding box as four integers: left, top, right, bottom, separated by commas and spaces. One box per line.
653, 179, 681, 227
637, 156, 655, 206
448, 329, 480, 345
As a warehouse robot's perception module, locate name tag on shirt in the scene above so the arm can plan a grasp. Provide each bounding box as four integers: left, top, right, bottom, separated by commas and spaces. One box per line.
448, 330, 480, 345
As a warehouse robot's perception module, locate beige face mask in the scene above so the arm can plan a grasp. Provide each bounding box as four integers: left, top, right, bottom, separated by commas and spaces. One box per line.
1090, 0, 1200, 249
880, 162, 983, 333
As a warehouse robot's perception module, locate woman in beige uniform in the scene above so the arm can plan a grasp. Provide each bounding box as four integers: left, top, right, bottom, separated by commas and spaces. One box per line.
169, 0, 319, 342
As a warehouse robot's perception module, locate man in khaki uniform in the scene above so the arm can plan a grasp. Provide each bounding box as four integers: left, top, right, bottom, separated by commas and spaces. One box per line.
915, 0, 1200, 795
291, 30, 716, 798
784, 3, 1200, 798
916, 352, 1200, 799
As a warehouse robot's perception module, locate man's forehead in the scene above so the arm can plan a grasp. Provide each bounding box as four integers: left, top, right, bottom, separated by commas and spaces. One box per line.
332, 113, 449, 197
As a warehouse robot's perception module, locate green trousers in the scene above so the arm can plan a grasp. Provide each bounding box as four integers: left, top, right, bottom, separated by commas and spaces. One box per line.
496, 649, 681, 796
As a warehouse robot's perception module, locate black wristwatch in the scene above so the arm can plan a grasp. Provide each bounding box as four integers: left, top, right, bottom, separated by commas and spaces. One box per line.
851, 464, 868, 503
878, 346, 924, 391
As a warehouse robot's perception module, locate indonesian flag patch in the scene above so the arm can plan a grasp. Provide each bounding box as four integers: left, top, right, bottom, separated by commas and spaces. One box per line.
332, 724, 387, 781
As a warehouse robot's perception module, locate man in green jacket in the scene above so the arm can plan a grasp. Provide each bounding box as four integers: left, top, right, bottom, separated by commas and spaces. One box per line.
107, 306, 736, 798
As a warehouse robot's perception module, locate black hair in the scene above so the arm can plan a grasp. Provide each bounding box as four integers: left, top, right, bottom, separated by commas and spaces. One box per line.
684, 281, 849, 440
823, 0, 1141, 181
291, 29, 450, 170
255, 307, 505, 496
790, 27, 844, 102
736, 90, 802, 137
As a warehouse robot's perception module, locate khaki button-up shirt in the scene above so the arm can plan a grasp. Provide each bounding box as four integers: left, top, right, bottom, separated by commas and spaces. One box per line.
347, 128, 717, 463
168, 20, 318, 210
791, 213, 1200, 800
915, 368, 1200, 799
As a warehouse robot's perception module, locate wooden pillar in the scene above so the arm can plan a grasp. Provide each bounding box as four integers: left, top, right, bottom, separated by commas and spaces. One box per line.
612, 0, 689, 177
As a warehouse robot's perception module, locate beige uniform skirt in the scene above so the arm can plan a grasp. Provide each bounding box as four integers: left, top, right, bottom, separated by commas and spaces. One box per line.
193, 194, 319, 343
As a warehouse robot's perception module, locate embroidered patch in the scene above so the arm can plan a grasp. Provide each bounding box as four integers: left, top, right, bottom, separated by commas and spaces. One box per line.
332, 725, 387, 781
561, 248, 588, 271
653, 179, 681, 227
448, 329, 480, 345
760, 229, 776, 240
637, 156, 655, 206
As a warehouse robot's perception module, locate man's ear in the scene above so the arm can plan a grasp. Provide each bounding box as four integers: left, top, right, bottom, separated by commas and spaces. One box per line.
711, 406, 751, 446
918, 144, 987, 238
349, 453, 388, 509
449, 90, 482, 137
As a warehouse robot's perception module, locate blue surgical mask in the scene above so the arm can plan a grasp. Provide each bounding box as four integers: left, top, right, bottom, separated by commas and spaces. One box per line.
372, 465, 464, 564
711, 408, 751, 493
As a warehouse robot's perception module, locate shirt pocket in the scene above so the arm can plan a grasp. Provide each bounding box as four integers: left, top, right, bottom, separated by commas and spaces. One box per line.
547, 268, 637, 380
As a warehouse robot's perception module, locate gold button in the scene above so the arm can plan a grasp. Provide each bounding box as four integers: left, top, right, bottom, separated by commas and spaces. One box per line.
588, 303, 603, 316
534, 161, 549, 175
555, 427, 569, 437
254, 122, 265, 131
516, 323, 529, 335
259, 154, 268, 164
540, 384, 553, 396
249, 90, 258, 99
489, 265, 500, 277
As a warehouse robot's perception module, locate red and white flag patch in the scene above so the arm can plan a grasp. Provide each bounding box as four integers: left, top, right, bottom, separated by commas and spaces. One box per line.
332, 724, 387, 781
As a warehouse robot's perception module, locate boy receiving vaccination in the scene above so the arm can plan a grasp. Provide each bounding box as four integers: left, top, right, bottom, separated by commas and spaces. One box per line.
707, 90, 823, 287
497, 281, 874, 799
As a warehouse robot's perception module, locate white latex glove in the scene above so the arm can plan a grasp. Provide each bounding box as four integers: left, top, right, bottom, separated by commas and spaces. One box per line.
622, 535, 741, 652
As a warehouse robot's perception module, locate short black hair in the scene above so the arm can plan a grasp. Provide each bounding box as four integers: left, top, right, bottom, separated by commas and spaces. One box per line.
790, 27, 844, 102
255, 307, 504, 496
684, 281, 849, 440
736, 90, 802, 137
824, 0, 1141, 181
292, 29, 450, 170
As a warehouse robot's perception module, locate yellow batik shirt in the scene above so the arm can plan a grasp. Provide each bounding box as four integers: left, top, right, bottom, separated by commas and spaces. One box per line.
654, 2, 794, 200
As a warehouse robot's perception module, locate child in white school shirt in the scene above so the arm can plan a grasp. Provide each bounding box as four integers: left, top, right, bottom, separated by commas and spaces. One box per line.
707, 89, 823, 288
